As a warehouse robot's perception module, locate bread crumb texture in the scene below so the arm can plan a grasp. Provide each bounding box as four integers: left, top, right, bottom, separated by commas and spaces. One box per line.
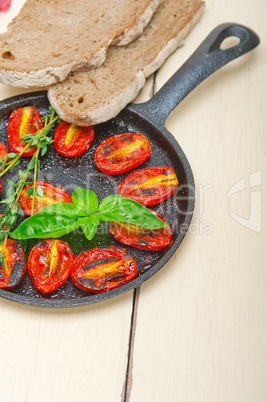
48, 0, 205, 125
0, 0, 162, 86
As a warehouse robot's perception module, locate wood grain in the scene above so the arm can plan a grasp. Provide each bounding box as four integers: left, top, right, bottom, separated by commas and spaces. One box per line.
0, 0, 266, 401
130, 0, 267, 401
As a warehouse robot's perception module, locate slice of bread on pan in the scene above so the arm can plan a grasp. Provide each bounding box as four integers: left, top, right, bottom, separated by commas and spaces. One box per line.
48, 0, 205, 126
0, 0, 162, 87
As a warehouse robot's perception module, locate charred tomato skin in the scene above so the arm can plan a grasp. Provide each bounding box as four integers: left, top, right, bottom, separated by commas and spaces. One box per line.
54, 120, 94, 157
94, 132, 151, 174
117, 166, 179, 206
20, 180, 73, 216
28, 239, 75, 293
71, 246, 137, 294
108, 210, 173, 251
0, 239, 26, 289
7, 106, 44, 157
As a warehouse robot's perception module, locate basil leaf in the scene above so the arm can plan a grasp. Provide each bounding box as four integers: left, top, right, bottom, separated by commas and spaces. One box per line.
11, 213, 79, 240
72, 187, 98, 213
37, 202, 80, 217
98, 195, 167, 229
78, 215, 100, 240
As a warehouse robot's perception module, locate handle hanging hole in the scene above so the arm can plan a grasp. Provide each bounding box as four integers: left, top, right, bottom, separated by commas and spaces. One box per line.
220, 36, 241, 50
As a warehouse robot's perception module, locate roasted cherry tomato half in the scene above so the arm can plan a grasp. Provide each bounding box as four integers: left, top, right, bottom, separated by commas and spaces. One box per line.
20, 180, 73, 216
0, 239, 27, 289
94, 132, 151, 174
28, 239, 75, 293
54, 120, 94, 157
108, 210, 173, 250
71, 246, 137, 293
7, 106, 44, 157
117, 166, 179, 206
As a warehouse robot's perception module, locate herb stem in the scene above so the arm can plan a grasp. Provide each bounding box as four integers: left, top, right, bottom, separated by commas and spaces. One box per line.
31, 144, 41, 215
0, 107, 60, 273
0, 233, 9, 274
0, 143, 31, 177
14, 171, 29, 206
0, 169, 29, 273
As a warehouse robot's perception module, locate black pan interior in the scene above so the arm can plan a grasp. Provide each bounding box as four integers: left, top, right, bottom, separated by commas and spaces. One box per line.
0, 92, 194, 307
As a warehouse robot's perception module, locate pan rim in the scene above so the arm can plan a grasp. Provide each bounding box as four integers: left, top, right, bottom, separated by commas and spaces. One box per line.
0, 91, 195, 308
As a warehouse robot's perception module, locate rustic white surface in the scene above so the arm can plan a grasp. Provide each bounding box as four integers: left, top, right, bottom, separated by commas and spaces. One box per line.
0, 0, 266, 401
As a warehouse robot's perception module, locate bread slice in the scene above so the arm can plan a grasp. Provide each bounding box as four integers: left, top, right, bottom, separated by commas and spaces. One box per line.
48, 0, 205, 126
0, 0, 163, 87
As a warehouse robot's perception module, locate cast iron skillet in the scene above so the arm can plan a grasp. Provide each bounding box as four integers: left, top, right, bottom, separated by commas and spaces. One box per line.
0, 23, 260, 307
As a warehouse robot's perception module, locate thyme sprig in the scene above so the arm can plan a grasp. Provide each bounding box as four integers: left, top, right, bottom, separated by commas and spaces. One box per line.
0, 107, 60, 272
0, 106, 58, 178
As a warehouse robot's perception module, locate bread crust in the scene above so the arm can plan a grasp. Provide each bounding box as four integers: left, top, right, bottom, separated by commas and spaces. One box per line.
0, 0, 162, 87
48, 0, 205, 126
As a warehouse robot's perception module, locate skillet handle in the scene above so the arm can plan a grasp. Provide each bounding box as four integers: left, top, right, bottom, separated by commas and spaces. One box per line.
130, 23, 260, 126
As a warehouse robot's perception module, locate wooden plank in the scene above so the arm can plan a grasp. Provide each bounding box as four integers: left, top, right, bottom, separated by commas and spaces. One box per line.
0, 2, 144, 401
130, 0, 267, 401
0, 294, 134, 402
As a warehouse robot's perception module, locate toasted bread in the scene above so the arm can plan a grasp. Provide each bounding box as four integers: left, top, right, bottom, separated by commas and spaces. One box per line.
48, 0, 205, 125
0, 0, 162, 87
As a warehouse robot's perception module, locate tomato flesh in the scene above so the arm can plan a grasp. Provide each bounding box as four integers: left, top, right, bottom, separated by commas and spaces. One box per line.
54, 120, 94, 157
0, 239, 26, 289
7, 106, 44, 157
71, 246, 137, 293
117, 166, 179, 206
28, 239, 75, 293
94, 132, 151, 174
20, 180, 73, 215
0, 142, 8, 160
108, 210, 172, 250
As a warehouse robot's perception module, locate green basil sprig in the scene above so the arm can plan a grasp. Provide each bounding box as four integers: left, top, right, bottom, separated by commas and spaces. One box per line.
11, 187, 167, 241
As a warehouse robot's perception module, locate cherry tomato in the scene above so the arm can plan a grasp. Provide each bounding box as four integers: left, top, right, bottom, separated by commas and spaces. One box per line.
0, 0, 12, 12
117, 166, 179, 206
28, 239, 75, 293
54, 120, 94, 157
94, 132, 151, 174
108, 210, 173, 250
0, 239, 26, 289
20, 181, 73, 216
71, 246, 137, 293
7, 106, 44, 157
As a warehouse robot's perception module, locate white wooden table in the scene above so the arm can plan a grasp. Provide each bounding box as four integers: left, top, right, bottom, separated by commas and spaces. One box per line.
0, 1, 266, 401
